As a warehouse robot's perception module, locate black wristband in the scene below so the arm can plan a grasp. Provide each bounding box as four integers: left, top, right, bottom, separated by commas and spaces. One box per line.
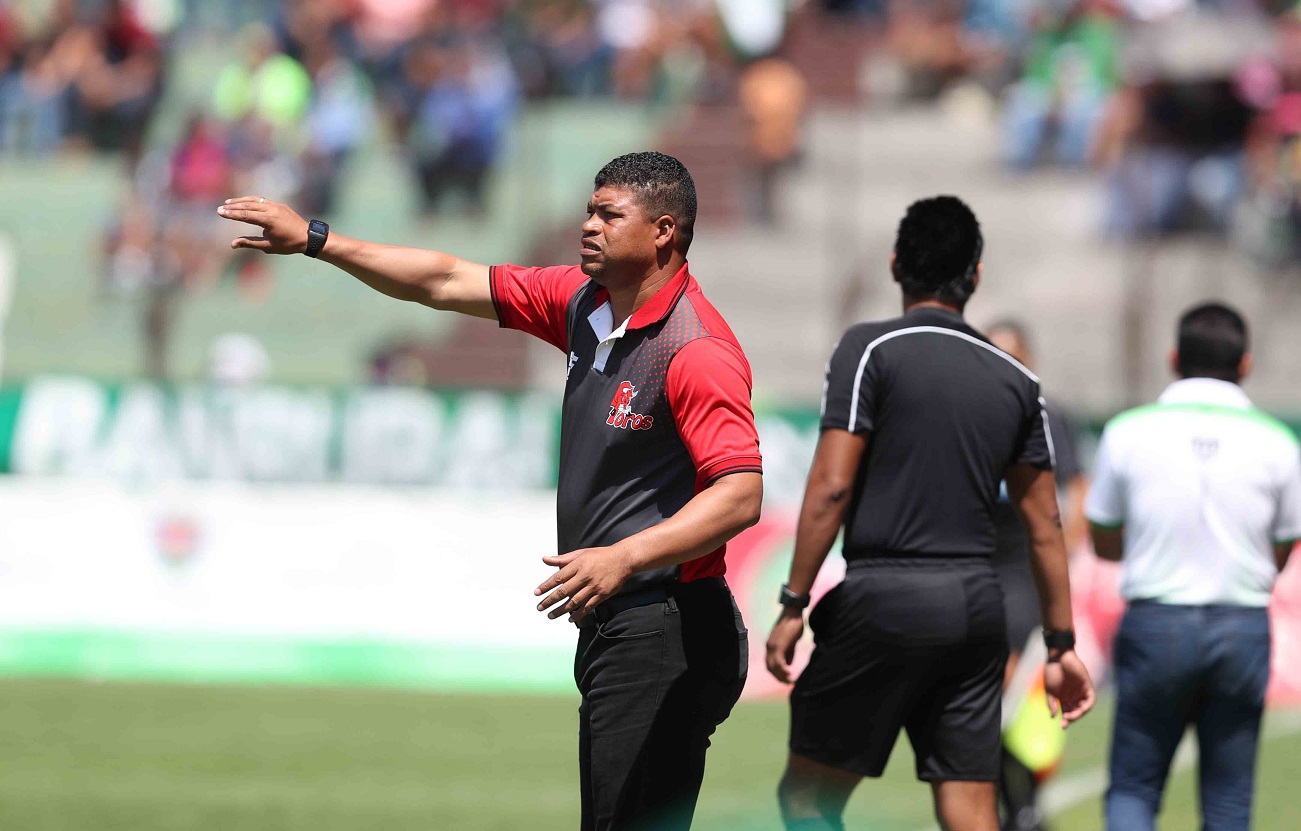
1043, 628, 1076, 653
778, 584, 811, 609
305, 219, 329, 258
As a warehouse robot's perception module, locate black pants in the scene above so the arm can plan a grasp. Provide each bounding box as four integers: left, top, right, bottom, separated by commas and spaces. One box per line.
575, 577, 748, 830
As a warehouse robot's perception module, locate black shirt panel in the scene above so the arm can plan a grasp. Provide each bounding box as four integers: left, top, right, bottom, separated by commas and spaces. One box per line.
990, 398, 1084, 569
822, 307, 1052, 559
555, 284, 709, 593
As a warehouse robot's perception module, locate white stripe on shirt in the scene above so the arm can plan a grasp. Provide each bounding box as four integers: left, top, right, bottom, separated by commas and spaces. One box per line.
846, 326, 1040, 432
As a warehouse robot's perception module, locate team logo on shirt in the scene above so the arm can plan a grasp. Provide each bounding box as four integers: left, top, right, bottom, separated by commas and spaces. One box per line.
607, 381, 653, 430
1193, 436, 1220, 460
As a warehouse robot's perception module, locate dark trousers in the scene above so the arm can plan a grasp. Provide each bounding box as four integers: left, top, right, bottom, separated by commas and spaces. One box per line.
1105, 601, 1271, 831
575, 578, 748, 830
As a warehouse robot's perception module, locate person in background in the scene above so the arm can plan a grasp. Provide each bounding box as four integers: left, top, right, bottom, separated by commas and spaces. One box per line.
988, 321, 1089, 554
739, 56, 808, 226
1095, 9, 1261, 237
300, 36, 372, 215
1088, 302, 1301, 830
403, 38, 517, 216
1001, 0, 1119, 170
986, 320, 1088, 831
212, 23, 312, 134
71, 0, 163, 163
0, 2, 67, 155
767, 197, 1094, 831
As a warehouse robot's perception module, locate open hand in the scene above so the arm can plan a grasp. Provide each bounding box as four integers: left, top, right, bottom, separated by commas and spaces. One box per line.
217, 196, 309, 255
765, 610, 805, 683
534, 545, 633, 622
1044, 650, 1096, 728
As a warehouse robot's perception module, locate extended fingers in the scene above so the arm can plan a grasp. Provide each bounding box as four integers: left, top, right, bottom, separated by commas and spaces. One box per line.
217, 204, 270, 225
231, 236, 271, 251
535, 560, 576, 595
553, 586, 597, 621
537, 584, 571, 613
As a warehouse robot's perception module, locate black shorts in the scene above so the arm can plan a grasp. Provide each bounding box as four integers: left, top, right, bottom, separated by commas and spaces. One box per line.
789, 557, 1008, 782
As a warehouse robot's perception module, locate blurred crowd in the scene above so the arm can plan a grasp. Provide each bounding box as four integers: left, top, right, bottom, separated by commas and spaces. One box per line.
871, 0, 1301, 266
0, 0, 761, 378
12, 0, 1301, 379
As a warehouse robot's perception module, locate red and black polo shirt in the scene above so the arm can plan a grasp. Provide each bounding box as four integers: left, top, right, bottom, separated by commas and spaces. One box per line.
491, 261, 762, 591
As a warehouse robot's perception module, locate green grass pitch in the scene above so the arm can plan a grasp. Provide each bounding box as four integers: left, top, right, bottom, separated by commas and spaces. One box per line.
1, 679, 1299, 830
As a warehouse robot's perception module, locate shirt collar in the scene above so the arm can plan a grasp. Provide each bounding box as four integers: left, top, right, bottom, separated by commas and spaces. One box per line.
1158, 377, 1252, 409
593, 263, 692, 333
904, 304, 965, 324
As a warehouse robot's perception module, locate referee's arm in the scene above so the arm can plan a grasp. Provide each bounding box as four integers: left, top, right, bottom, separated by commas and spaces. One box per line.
217, 197, 495, 318
1006, 464, 1075, 638
765, 429, 866, 683
1007, 463, 1096, 726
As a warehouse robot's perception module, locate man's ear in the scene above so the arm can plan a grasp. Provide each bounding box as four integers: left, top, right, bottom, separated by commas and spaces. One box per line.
655, 215, 674, 250
973, 262, 982, 292
1169, 348, 1180, 378
1239, 352, 1253, 382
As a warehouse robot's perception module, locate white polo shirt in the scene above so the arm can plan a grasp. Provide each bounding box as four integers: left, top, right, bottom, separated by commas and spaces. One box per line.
1086, 378, 1301, 607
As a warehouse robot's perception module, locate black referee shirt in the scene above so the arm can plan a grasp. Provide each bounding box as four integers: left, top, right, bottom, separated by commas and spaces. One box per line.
820, 306, 1054, 559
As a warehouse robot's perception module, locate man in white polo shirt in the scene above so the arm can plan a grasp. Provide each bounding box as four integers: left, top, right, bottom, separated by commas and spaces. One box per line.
1087, 302, 1301, 831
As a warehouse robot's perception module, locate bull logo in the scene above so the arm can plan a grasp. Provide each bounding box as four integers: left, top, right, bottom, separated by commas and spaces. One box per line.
607, 381, 653, 430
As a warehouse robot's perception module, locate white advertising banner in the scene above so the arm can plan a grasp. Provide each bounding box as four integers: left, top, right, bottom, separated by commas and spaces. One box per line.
0, 480, 580, 690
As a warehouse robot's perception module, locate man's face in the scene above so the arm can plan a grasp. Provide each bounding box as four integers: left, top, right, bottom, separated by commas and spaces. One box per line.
580, 186, 664, 284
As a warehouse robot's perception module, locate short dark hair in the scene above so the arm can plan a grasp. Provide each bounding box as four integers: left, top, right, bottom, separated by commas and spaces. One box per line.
1176, 302, 1249, 382
594, 151, 698, 252
892, 196, 983, 306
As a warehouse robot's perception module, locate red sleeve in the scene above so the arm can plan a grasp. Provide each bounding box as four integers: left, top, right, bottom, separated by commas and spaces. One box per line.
490, 264, 589, 352
667, 337, 763, 485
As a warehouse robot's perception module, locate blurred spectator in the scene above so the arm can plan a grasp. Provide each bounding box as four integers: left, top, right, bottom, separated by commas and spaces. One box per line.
1, 0, 164, 160
101, 194, 184, 379
68, 0, 165, 162
300, 36, 372, 214
886, 0, 1000, 99
739, 56, 808, 225
401, 38, 518, 216
1237, 8, 1301, 266
509, 1, 612, 98
0, 1, 68, 154
213, 22, 312, 132
170, 113, 232, 206
1001, 0, 1120, 170
1098, 10, 1268, 236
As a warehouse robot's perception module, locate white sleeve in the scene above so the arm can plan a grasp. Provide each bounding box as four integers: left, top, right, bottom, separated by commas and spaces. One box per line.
1086, 425, 1126, 528
1273, 443, 1301, 545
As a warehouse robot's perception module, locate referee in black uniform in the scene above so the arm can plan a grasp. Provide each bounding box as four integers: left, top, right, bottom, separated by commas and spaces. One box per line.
217, 152, 763, 830
765, 197, 1094, 831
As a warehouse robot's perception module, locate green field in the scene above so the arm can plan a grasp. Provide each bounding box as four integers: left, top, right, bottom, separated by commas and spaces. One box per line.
2, 679, 1300, 830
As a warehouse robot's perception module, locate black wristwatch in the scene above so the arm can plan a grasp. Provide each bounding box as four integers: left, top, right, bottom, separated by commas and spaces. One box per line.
305, 219, 329, 258
1043, 628, 1076, 662
778, 583, 811, 609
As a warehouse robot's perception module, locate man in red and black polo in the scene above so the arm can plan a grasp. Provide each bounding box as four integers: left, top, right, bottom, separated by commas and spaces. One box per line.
218, 151, 763, 830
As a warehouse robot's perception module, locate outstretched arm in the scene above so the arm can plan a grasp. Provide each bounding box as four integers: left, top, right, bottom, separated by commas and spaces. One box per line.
217, 197, 494, 318
766, 429, 866, 683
